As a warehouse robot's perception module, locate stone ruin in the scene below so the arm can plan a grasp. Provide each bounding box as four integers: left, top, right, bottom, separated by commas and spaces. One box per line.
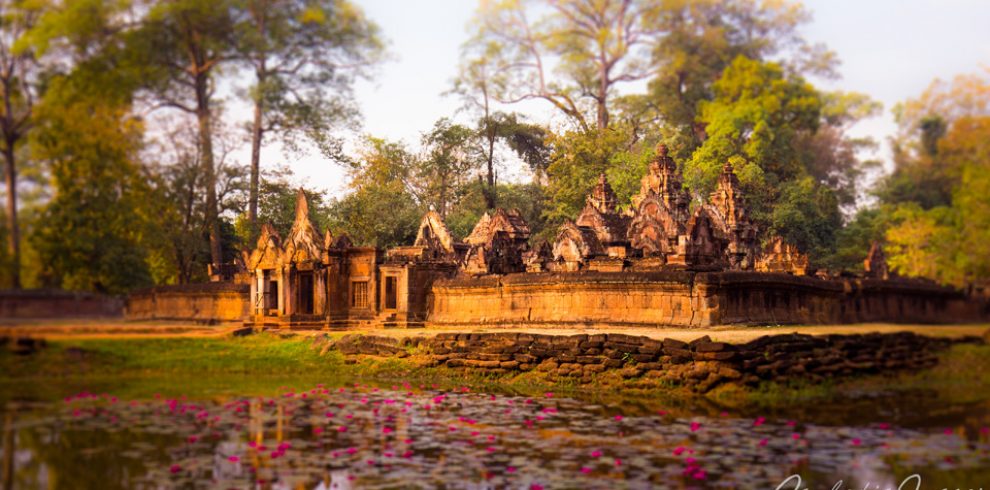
224, 143, 918, 328
549, 144, 798, 274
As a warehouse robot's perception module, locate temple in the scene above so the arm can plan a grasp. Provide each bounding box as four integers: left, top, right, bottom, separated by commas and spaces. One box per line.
128, 143, 985, 328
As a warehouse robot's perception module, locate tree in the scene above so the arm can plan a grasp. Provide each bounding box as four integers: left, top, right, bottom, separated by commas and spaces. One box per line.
26, 3, 153, 293
326, 137, 421, 247
234, 0, 383, 230
463, 0, 659, 131
136, 0, 239, 270
415, 119, 478, 218
0, 0, 41, 288
878, 71, 990, 286
641, 0, 832, 158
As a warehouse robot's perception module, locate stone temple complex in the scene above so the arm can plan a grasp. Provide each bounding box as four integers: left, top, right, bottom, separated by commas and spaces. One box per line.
126, 144, 987, 328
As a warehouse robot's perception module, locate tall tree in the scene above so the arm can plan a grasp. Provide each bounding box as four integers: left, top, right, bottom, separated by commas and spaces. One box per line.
0, 0, 41, 288
137, 0, 238, 270
463, 0, 659, 131
26, 0, 154, 293
450, 55, 549, 208
234, 0, 382, 230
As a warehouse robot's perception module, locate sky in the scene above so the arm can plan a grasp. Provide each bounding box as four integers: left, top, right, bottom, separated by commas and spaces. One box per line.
266, 0, 990, 196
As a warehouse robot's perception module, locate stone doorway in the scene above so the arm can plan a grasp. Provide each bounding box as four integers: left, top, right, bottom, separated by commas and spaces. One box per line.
384, 276, 398, 310
298, 271, 314, 315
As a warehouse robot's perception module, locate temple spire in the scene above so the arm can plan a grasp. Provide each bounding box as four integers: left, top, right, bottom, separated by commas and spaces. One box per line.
294, 188, 309, 223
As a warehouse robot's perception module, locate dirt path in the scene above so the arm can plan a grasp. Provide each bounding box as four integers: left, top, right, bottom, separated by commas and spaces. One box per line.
2, 318, 987, 343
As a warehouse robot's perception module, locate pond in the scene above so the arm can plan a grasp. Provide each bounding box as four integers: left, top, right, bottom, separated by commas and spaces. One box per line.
1, 376, 988, 489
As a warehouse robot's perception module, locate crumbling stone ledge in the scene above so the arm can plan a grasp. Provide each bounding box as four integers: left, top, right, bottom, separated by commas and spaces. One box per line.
327, 331, 985, 393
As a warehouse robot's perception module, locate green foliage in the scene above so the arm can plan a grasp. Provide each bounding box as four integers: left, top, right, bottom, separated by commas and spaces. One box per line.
326, 137, 421, 247
768, 177, 842, 264
544, 126, 654, 228
29, 74, 152, 294
826, 207, 887, 272
687, 56, 822, 201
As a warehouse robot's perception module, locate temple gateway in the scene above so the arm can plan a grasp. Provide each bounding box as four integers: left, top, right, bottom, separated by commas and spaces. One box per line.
218, 143, 984, 329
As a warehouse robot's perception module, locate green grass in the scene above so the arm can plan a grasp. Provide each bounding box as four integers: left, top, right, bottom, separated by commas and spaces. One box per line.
3, 334, 988, 417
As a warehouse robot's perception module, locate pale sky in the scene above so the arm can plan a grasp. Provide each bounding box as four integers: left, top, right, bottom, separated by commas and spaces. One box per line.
258, 0, 990, 197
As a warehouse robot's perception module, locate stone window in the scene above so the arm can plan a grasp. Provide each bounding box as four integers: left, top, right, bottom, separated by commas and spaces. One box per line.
351, 281, 369, 308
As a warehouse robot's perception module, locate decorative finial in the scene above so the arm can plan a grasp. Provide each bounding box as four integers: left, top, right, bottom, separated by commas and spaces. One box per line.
656, 143, 668, 157
722, 161, 734, 173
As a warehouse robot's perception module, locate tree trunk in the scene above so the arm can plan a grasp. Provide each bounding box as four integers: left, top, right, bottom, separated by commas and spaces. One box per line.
484, 124, 497, 210
195, 73, 222, 270
248, 95, 263, 228
3, 143, 19, 289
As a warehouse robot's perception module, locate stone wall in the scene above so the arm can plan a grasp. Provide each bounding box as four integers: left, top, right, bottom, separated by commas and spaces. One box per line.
125, 283, 249, 323
0, 289, 123, 319
331, 331, 983, 393
429, 271, 986, 327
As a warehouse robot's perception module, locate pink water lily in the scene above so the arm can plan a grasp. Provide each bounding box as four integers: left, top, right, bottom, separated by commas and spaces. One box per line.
614, 415, 623, 421
228, 456, 239, 463
851, 438, 861, 446
758, 438, 768, 447
507, 466, 516, 473
169, 464, 182, 474
591, 450, 602, 458
690, 422, 702, 432
580, 466, 592, 474
673, 446, 686, 456
753, 416, 766, 427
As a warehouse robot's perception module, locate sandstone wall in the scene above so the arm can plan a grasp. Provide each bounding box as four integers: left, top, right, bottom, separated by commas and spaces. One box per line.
430, 271, 717, 327
125, 283, 249, 322
331, 331, 982, 393
429, 271, 985, 327
0, 289, 123, 319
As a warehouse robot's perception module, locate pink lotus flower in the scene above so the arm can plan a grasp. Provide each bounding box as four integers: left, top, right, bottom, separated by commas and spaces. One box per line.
580, 466, 592, 474
758, 438, 768, 447
325, 412, 335, 418
690, 422, 702, 432
169, 464, 182, 474
614, 415, 623, 421
337, 426, 348, 432
545, 392, 554, 398
228, 456, 239, 463
591, 450, 602, 458
507, 466, 517, 473
530, 485, 544, 490
615, 458, 622, 467
346, 447, 357, 455
791, 433, 801, 440
692, 469, 707, 480
673, 446, 686, 456
383, 427, 393, 434
753, 416, 766, 427
786, 420, 796, 427
851, 438, 861, 446
943, 428, 954, 435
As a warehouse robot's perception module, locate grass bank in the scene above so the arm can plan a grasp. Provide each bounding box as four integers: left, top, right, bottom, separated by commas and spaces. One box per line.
2, 332, 988, 424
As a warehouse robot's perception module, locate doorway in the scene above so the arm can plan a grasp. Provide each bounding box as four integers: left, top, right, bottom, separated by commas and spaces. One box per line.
385, 276, 398, 310
298, 272, 314, 314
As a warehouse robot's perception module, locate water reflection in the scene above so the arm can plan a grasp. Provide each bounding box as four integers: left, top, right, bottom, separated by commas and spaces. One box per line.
3, 384, 989, 489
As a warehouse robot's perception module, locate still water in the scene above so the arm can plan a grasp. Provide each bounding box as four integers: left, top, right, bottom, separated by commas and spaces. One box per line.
1, 377, 988, 489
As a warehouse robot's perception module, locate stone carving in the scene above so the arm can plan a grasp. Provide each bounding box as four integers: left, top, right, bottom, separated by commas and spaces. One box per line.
863, 241, 890, 280
462, 208, 531, 275
524, 240, 553, 272
756, 236, 810, 276
282, 189, 324, 265
412, 211, 465, 261
552, 221, 604, 270
704, 162, 759, 269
